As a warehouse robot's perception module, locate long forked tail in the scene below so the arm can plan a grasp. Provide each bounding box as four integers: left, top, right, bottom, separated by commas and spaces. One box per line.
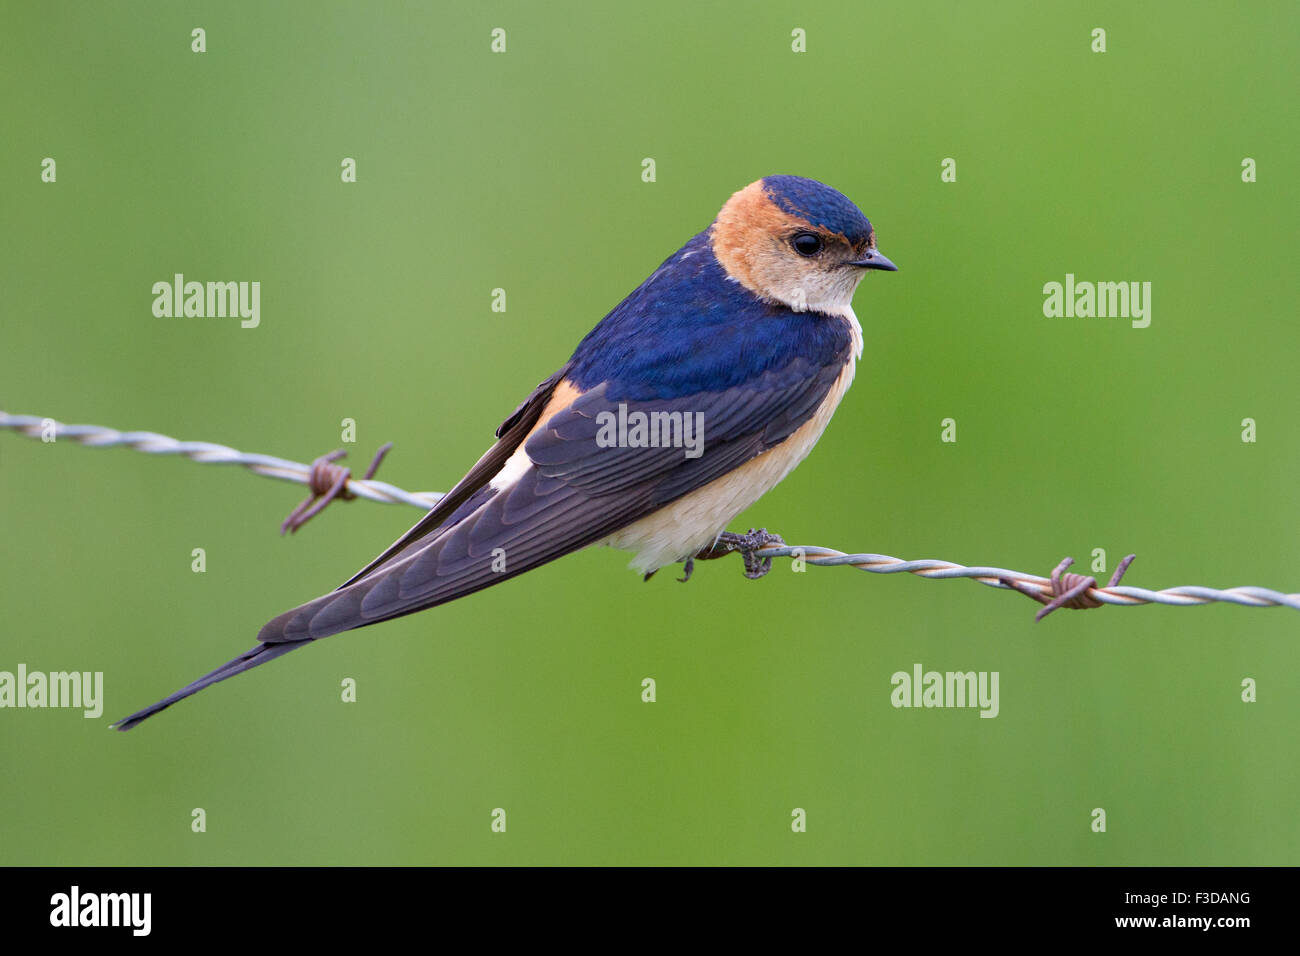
111, 640, 311, 731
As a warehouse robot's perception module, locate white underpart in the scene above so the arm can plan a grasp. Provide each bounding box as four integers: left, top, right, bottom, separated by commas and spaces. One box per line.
486, 305, 863, 575
840, 302, 864, 358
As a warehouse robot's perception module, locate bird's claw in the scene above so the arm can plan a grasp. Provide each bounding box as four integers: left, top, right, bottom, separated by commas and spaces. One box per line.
685, 527, 786, 581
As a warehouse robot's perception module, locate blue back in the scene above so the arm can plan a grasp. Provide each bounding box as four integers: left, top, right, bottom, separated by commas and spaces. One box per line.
566, 231, 852, 402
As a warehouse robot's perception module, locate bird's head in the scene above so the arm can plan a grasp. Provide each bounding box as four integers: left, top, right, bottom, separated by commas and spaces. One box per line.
710, 175, 896, 314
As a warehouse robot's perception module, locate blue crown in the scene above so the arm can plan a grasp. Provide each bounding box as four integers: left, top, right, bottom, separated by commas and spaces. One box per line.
762, 175, 873, 245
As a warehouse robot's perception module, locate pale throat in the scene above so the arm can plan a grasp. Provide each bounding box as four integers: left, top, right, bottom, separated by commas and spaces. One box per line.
764, 266, 866, 323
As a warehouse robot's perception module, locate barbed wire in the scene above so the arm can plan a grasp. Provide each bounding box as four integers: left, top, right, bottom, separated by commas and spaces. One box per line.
0, 411, 443, 511
752, 546, 1300, 615
4, 409, 1299, 619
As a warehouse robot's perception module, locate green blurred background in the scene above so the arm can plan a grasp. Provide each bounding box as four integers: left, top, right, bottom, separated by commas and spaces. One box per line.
2, 1, 1297, 865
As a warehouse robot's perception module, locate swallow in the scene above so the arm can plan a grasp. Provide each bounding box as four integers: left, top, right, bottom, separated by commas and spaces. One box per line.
114, 175, 897, 730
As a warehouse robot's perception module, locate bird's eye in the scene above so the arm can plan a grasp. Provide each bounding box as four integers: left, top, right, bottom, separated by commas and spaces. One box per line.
791, 232, 823, 257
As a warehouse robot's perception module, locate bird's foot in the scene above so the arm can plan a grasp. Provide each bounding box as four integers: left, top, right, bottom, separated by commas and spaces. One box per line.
689, 528, 786, 580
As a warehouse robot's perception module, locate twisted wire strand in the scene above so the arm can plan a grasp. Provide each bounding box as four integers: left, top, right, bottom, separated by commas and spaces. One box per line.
0, 411, 442, 510
751, 546, 1300, 613
4, 409, 1299, 616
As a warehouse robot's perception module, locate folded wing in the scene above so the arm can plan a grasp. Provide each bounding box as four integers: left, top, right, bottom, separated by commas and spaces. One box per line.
259, 350, 849, 643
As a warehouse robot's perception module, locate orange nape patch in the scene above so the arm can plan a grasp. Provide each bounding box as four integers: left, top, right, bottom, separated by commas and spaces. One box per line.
709, 180, 812, 296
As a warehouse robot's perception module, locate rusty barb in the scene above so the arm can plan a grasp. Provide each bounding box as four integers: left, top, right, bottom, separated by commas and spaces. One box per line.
1000, 554, 1137, 622
280, 442, 393, 534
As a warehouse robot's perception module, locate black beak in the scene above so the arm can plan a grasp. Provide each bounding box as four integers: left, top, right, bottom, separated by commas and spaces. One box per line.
846, 249, 898, 271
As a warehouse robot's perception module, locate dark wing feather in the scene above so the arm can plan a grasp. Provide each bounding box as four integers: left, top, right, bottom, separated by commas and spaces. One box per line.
260, 350, 849, 643
336, 365, 571, 588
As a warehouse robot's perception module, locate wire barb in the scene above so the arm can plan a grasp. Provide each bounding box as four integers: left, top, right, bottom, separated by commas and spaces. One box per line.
999, 553, 1137, 622
280, 442, 394, 534
5, 409, 1300, 619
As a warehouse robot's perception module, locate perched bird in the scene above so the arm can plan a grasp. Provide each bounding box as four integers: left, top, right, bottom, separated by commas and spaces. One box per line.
114, 175, 896, 730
